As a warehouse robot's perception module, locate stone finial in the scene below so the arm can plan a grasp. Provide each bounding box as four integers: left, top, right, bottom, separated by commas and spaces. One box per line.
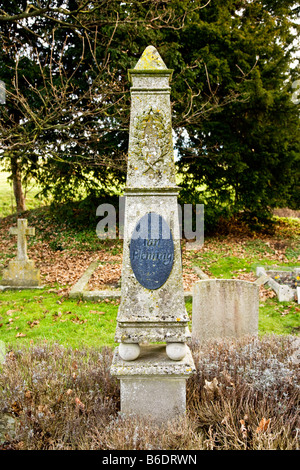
128, 46, 173, 86
134, 45, 168, 70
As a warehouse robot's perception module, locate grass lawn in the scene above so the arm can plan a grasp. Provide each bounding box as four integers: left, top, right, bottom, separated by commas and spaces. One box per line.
0, 289, 118, 349
0, 287, 298, 351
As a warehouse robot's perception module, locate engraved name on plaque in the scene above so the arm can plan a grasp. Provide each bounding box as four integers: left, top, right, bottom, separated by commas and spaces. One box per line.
130, 212, 174, 290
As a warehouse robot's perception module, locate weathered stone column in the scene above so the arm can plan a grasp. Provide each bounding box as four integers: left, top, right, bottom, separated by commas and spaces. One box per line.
111, 46, 195, 423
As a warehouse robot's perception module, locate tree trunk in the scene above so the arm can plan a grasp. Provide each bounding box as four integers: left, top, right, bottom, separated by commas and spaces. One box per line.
11, 156, 26, 213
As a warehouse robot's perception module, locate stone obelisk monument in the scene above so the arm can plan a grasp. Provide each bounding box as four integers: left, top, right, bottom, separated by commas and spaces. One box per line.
111, 46, 195, 423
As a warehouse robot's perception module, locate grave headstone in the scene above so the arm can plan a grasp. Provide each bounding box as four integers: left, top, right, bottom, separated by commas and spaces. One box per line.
192, 279, 259, 342
110, 46, 195, 423
2, 219, 41, 287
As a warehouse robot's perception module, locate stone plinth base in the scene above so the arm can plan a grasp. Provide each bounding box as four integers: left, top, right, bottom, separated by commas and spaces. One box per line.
114, 323, 190, 344
2, 259, 41, 287
110, 344, 195, 424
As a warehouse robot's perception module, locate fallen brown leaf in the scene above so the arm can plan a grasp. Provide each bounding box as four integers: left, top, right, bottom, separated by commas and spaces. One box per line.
27, 320, 40, 327
240, 419, 247, 438
6, 310, 16, 316
75, 397, 85, 410
256, 417, 271, 433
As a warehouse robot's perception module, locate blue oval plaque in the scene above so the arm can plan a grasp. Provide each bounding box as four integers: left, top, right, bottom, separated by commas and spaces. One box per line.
130, 212, 174, 290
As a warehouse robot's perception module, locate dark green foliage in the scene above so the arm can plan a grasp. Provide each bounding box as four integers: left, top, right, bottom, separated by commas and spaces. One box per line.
174, 0, 300, 228
49, 191, 120, 230
0, 1, 299, 229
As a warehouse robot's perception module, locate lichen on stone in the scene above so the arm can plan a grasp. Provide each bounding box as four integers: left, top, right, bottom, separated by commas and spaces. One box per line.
134, 45, 167, 70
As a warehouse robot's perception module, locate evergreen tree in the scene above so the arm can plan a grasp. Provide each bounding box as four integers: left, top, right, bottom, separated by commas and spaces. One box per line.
172, 0, 300, 227
0, 0, 299, 227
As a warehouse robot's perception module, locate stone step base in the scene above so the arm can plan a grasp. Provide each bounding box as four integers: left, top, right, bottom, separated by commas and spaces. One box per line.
111, 344, 195, 423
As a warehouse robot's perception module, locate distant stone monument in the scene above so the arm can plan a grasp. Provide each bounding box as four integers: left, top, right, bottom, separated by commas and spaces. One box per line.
192, 279, 259, 342
110, 46, 195, 423
2, 219, 41, 287
256, 266, 296, 302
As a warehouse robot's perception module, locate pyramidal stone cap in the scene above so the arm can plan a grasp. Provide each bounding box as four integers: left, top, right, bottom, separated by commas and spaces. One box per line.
134, 45, 167, 70
128, 45, 173, 83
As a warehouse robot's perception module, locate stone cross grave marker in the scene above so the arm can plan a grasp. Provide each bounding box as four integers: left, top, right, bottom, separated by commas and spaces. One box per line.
9, 218, 35, 260
2, 219, 41, 287
110, 46, 195, 424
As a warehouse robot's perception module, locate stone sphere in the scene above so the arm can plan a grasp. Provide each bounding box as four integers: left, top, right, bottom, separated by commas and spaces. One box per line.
166, 342, 187, 361
119, 343, 140, 361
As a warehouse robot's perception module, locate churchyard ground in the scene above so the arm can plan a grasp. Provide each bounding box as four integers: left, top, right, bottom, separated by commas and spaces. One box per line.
0, 204, 299, 348
0, 202, 299, 450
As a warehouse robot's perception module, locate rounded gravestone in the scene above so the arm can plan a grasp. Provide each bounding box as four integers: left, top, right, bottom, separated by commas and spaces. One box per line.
130, 212, 174, 290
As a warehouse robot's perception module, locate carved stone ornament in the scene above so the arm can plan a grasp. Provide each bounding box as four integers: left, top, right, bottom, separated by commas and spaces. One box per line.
128, 106, 174, 186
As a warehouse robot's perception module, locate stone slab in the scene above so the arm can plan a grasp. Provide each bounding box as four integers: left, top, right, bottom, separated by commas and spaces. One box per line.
114, 323, 190, 344
69, 260, 123, 301
256, 266, 267, 277
255, 266, 297, 302
277, 284, 296, 302
0, 285, 44, 291
193, 266, 210, 280
69, 260, 99, 298
111, 344, 195, 377
192, 279, 259, 341
68, 260, 192, 302
254, 274, 270, 286
80, 290, 121, 301
263, 275, 295, 301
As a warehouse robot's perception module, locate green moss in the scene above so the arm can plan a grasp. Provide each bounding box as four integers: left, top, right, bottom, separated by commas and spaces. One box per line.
133, 45, 167, 70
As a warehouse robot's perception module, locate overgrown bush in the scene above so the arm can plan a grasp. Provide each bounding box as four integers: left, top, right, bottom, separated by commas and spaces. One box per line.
0, 335, 299, 450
